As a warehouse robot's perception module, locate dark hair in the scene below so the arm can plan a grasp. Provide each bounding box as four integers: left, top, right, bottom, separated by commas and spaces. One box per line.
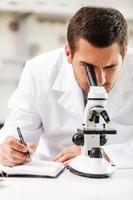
67, 7, 128, 57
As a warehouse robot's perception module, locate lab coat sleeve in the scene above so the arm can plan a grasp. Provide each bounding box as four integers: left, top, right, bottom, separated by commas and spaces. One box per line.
0, 60, 43, 145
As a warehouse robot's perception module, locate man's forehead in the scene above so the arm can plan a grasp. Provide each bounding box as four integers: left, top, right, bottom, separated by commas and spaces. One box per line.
77, 53, 121, 66
74, 46, 121, 66
74, 39, 121, 56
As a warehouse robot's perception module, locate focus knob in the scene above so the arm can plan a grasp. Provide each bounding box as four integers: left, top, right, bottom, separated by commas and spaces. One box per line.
72, 133, 84, 146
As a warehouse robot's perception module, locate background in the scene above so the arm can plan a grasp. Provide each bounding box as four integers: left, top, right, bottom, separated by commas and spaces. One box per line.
0, 0, 133, 128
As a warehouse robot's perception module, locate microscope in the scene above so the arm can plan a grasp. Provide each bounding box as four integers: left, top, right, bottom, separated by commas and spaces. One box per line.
68, 64, 116, 178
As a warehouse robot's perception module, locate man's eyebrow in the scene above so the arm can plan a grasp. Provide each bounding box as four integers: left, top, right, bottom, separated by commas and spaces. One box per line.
80, 61, 118, 68
80, 61, 95, 67
104, 64, 118, 68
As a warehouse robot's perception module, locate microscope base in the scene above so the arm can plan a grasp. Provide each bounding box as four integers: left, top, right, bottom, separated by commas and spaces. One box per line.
68, 155, 116, 178
68, 166, 109, 178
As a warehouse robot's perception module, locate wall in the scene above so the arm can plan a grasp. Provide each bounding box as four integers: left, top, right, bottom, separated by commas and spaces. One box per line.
0, 13, 68, 124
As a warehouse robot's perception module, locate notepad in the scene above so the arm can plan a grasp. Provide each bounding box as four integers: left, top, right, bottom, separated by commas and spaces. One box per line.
0, 160, 65, 178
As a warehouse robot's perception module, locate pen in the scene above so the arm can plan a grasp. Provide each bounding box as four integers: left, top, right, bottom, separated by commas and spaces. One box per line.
17, 127, 30, 160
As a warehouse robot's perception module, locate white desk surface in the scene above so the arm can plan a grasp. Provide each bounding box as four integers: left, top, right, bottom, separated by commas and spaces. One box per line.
0, 168, 133, 200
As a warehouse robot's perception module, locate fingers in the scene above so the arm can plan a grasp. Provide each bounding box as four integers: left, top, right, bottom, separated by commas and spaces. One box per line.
53, 151, 63, 161
4, 144, 27, 161
53, 147, 78, 161
0, 143, 28, 167
63, 159, 72, 167
0, 147, 26, 167
27, 143, 37, 155
53, 145, 81, 165
0, 136, 36, 167
6, 136, 28, 153
53, 151, 72, 167
0, 156, 15, 167
54, 153, 72, 163
2, 151, 27, 167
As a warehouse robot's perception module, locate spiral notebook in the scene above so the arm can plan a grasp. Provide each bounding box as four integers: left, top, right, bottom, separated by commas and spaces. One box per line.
0, 160, 65, 178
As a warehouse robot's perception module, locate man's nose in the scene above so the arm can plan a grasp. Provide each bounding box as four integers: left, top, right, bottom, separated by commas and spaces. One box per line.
96, 69, 106, 86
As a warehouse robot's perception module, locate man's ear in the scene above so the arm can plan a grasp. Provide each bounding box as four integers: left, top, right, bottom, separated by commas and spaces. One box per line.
65, 43, 72, 64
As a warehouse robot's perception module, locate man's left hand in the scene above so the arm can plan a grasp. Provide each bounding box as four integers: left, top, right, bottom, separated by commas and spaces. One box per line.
53, 145, 81, 166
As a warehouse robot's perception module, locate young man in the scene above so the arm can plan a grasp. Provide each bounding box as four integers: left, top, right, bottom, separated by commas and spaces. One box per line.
0, 7, 133, 167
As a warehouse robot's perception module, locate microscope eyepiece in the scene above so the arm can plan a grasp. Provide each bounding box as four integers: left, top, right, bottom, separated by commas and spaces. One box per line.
85, 64, 98, 86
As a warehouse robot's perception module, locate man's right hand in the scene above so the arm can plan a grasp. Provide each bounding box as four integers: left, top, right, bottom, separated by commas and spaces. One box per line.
0, 136, 36, 167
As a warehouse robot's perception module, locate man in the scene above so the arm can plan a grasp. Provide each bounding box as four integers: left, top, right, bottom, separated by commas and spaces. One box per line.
0, 7, 133, 168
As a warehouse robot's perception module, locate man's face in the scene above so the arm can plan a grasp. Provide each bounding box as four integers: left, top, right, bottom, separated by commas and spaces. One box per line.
65, 38, 123, 93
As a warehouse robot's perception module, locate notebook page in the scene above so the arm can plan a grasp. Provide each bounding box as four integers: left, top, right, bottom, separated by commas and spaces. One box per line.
0, 160, 64, 177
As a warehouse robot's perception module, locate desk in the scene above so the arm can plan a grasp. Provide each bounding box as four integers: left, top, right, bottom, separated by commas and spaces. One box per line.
0, 168, 133, 200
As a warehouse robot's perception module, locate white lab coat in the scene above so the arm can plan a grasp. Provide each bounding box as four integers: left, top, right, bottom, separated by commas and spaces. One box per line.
0, 47, 133, 168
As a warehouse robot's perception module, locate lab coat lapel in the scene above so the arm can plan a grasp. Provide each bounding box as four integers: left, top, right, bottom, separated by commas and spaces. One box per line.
52, 56, 84, 121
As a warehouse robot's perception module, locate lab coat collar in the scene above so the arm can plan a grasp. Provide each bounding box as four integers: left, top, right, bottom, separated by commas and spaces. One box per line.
52, 51, 84, 120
